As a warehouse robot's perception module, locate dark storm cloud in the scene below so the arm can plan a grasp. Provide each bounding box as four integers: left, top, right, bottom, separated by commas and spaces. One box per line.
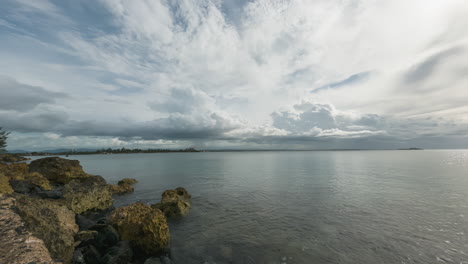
0, 76, 67, 112
1, 109, 239, 141
0, 110, 68, 133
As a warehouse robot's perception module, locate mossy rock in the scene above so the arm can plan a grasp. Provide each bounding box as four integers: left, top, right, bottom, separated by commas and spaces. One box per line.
151, 187, 192, 218
25, 172, 52, 190
0, 173, 13, 194
0, 162, 29, 180
108, 202, 170, 255
13, 194, 78, 263
117, 178, 138, 186
29, 157, 91, 184
63, 176, 113, 214
109, 183, 134, 195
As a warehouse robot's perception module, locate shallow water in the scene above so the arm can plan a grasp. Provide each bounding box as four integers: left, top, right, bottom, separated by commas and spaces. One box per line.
50, 150, 468, 263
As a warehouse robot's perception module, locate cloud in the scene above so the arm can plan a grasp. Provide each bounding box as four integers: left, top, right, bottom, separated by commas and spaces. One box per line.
2, 0, 468, 150
0, 76, 67, 112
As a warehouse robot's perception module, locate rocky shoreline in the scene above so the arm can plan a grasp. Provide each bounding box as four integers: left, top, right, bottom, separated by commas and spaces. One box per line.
0, 155, 191, 264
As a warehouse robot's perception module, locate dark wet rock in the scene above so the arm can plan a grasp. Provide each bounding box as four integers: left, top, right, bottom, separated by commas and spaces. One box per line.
73, 244, 101, 264
144, 257, 162, 264
13, 193, 78, 263
75, 207, 115, 230
29, 157, 91, 184
0, 173, 13, 194
151, 187, 191, 218
108, 202, 170, 255
26, 171, 53, 190
118, 178, 138, 185
89, 224, 120, 250
0, 194, 57, 264
101, 240, 134, 264
75, 230, 98, 243
63, 175, 113, 214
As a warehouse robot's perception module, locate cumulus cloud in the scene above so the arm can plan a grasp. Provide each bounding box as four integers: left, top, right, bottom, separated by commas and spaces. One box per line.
1, 0, 468, 150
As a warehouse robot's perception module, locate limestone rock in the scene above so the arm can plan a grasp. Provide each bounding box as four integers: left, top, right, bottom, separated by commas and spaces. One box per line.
151, 187, 191, 218
0, 162, 29, 180
0, 194, 57, 264
108, 202, 170, 255
13, 194, 78, 263
29, 157, 91, 184
63, 176, 113, 214
109, 183, 134, 195
118, 178, 138, 185
0, 173, 13, 194
26, 171, 53, 190
109, 178, 138, 195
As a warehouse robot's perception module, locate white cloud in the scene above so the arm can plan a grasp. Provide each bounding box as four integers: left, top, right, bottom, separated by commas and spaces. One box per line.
1, 0, 468, 149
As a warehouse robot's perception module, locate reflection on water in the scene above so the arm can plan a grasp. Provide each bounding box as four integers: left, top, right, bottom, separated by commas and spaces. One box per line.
60, 150, 468, 263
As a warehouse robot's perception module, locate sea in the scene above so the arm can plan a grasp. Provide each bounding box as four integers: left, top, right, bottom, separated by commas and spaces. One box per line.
34, 150, 468, 263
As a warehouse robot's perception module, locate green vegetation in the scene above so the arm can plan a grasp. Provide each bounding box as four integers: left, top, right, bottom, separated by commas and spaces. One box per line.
0, 127, 10, 153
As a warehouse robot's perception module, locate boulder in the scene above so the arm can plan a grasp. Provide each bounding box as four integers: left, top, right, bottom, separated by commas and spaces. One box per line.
0, 194, 56, 264
109, 178, 138, 195
151, 187, 191, 218
109, 183, 134, 195
63, 175, 113, 214
13, 194, 79, 263
118, 178, 138, 185
29, 157, 91, 184
10, 179, 63, 199
0, 173, 13, 194
108, 202, 170, 255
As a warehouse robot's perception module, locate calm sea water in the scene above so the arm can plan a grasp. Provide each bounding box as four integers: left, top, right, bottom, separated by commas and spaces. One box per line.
48, 150, 468, 263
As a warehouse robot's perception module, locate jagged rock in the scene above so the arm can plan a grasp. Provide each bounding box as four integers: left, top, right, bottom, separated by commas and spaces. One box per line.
0, 194, 57, 264
0, 162, 29, 180
118, 178, 138, 185
101, 240, 134, 264
29, 157, 91, 184
109, 178, 137, 195
109, 183, 134, 195
13, 194, 78, 263
0, 173, 13, 194
108, 202, 170, 255
151, 187, 191, 218
63, 176, 113, 214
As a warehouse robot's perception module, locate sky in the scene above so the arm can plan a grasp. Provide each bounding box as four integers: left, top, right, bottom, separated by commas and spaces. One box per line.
1, 0, 468, 151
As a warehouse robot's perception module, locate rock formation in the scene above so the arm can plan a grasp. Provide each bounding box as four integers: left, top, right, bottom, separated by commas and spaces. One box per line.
0, 194, 57, 264
13, 193, 79, 263
151, 187, 192, 218
29, 157, 91, 184
109, 178, 138, 195
108, 202, 170, 255
0, 173, 13, 194
63, 175, 113, 214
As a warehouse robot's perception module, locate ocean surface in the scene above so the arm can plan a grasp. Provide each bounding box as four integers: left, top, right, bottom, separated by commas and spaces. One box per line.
46, 150, 468, 263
